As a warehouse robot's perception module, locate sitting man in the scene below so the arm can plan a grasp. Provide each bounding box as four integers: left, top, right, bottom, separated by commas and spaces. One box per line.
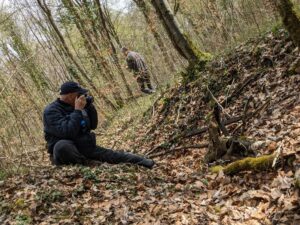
43, 81, 154, 168
121, 47, 155, 94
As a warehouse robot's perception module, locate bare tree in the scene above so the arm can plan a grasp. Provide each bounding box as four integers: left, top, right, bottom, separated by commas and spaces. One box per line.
274, 0, 300, 47
150, 0, 210, 64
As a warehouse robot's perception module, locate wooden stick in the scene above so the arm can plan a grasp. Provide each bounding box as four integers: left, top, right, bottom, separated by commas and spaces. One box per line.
150, 143, 209, 158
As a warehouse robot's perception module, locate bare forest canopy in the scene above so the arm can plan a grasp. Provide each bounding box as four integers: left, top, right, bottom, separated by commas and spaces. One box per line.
0, 0, 299, 170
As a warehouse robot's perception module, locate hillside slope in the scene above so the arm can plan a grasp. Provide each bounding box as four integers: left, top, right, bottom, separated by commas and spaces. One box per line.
1, 29, 300, 225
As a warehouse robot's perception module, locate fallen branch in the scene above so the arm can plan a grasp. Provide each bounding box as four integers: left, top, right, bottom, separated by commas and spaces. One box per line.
213, 104, 229, 136
150, 144, 209, 158
232, 97, 271, 135
241, 96, 253, 134
210, 152, 296, 175
147, 98, 271, 155
183, 115, 243, 138
146, 115, 243, 156
210, 154, 276, 175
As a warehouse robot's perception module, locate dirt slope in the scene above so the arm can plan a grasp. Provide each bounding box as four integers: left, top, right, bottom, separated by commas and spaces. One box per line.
1, 29, 300, 225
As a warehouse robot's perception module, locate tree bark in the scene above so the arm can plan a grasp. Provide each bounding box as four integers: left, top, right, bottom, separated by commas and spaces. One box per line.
150, 0, 209, 64
275, 0, 300, 47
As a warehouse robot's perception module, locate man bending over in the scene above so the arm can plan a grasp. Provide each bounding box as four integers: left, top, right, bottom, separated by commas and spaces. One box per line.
121, 47, 155, 94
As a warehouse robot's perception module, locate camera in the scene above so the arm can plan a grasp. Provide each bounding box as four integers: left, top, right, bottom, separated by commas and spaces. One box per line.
85, 95, 94, 105
79, 93, 94, 105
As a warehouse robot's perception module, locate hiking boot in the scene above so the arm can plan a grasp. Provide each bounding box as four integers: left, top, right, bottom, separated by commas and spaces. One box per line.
149, 89, 156, 94
138, 159, 155, 169
141, 88, 152, 94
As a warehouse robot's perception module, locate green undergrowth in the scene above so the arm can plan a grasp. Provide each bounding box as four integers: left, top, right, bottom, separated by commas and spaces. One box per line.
0, 164, 33, 181
98, 87, 174, 146
0, 170, 7, 180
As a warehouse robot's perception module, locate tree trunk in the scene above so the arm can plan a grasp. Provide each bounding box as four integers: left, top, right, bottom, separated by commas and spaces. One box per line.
150, 0, 209, 64
134, 0, 176, 72
275, 0, 300, 47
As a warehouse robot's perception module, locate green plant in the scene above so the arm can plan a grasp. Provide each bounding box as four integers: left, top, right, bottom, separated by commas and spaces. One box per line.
36, 190, 64, 203
80, 167, 98, 181
15, 214, 32, 225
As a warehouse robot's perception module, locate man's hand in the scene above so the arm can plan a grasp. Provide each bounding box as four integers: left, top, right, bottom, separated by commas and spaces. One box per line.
75, 95, 87, 110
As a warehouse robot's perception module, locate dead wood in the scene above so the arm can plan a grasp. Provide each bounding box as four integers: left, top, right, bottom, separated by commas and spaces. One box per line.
150, 143, 208, 158
204, 120, 254, 163
210, 152, 297, 176
210, 154, 276, 175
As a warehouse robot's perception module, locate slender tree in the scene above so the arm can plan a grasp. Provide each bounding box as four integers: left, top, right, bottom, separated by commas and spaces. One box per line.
274, 0, 300, 47
150, 0, 211, 64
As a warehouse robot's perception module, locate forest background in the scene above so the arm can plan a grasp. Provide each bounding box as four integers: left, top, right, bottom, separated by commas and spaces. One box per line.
0, 0, 299, 172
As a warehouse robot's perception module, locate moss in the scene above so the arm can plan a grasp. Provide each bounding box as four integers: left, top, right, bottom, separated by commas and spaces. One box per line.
210, 165, 224, 173
14, 198, 26, 209
184, 33, 213, 62
292, 3, 300, 18
271, 22, 283, 34
0, 170, 7, 181
210, 154, 275, 175
181, 33, 213, 83
278, 0, 300, 47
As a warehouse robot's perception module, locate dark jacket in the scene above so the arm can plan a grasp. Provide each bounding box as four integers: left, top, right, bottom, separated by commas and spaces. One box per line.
43, 99, 98, 154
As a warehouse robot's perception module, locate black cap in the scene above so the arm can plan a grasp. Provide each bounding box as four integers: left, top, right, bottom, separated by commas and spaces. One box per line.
59, 81, 88, 95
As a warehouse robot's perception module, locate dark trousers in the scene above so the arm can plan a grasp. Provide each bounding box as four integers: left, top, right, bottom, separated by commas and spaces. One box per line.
52, 140, 146, 166
135, 71, 153, 91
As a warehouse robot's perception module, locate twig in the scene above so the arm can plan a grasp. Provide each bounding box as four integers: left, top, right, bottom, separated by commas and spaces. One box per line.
207, 86, 230, 117
0, 53, 37, 96
241, 96, 253, 134
272, 144, 282, 168
175, 102, 182, 125
183, 115, 243, 138
221, 72, 262, 107
232, 97, 271, 135
150, 144, 209, 158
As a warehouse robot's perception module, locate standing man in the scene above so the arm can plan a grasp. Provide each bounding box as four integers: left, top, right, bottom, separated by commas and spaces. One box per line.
43, 81, 155, 168
121, 47, 155, 94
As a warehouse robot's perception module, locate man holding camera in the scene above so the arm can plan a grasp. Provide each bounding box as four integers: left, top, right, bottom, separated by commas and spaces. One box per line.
43, 81, 155, 169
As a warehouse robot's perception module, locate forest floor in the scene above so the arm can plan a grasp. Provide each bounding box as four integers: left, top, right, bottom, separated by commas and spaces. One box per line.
1, 29, 300, 225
